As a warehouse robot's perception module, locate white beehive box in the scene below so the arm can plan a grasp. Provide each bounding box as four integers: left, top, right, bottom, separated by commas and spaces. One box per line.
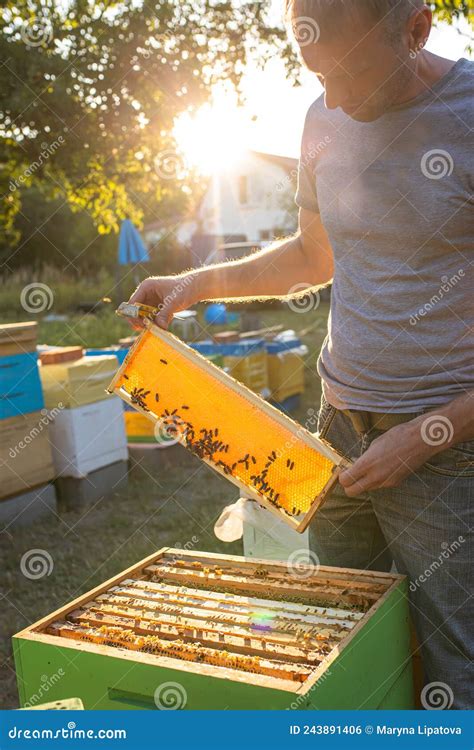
48, 397, 128, 478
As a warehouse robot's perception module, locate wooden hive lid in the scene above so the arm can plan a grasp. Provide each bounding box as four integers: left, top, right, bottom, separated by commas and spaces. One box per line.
0, 321, 38, 344
40, 346, 84, 365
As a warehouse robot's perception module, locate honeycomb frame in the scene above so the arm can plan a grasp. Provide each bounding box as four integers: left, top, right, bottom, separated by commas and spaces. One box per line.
108, 322, 351, 532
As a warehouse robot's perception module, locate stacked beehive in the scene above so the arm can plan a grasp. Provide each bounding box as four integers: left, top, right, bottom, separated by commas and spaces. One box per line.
84, 346, 152, 447
39, 348, 128, 478
0, 323, 56, 524
192, 339, 269, 397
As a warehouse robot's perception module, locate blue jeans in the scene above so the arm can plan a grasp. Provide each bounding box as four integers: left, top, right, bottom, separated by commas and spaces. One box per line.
311, 397, 474, 710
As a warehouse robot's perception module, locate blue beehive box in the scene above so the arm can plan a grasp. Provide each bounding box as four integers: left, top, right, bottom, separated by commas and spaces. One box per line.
0, 352, 44, 420
265, 337, 302, 354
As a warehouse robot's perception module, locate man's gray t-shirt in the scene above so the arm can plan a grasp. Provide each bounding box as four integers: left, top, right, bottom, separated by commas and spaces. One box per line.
296, 58, 473, 412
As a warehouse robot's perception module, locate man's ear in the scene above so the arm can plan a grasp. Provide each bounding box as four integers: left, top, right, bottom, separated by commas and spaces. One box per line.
406, 5, 432, 55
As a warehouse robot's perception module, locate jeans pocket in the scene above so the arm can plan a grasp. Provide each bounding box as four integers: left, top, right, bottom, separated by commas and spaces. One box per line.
424, 441, 474, 478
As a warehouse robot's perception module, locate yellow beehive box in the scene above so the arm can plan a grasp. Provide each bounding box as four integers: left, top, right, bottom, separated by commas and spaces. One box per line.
108, 322, 350, 532
40, 356, 117, 409
0, 411, 55, 499
221, 340, 269, 396
224, 352, 269, 396
125, 410, 156, 442
268, 350, 305, 402
0, 322, 37, 356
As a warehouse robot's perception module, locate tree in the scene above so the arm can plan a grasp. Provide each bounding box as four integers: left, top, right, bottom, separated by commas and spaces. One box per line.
0, 1, 471, 261
0, 0, 289, 252
431, 1, 473, 29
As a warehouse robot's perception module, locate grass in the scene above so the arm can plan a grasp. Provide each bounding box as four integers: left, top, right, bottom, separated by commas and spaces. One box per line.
0, 298, 329, 709
0, 267, 136, 317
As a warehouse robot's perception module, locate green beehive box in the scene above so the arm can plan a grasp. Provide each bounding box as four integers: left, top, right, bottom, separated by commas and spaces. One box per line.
13, 549, 414, 710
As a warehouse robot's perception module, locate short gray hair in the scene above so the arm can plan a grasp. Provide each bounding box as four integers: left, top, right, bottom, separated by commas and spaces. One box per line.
285, 0, 424, 43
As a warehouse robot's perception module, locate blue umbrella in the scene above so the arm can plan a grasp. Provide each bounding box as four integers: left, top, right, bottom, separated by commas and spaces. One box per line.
118, 219, 150, 265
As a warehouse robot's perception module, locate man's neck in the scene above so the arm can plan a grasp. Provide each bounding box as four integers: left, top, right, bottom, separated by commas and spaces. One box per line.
400, 51, 457, 103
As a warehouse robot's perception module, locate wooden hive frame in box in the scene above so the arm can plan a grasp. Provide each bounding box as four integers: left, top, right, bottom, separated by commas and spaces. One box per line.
14, 549, 414, 710
107, 322, 351, 533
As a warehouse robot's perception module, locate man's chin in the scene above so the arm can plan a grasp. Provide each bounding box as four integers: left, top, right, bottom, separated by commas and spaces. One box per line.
343, 106, 383, 123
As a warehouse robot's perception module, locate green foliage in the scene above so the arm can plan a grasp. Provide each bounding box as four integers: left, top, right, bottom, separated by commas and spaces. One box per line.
430, 1, 473, 27
2, 184, 190, 273
0, 0, 288, 244
0, 1, 470, 262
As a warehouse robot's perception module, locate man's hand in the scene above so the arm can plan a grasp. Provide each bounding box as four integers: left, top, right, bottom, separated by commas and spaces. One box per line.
129, 272, 201, 329
338, 419, 436, 497
339, 392, 474, 496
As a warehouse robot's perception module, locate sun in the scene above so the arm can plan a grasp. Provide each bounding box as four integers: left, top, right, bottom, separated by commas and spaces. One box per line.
174, 98, 249, 175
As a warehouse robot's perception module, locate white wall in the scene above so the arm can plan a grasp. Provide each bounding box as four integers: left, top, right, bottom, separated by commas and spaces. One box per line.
197, 152, 296, 240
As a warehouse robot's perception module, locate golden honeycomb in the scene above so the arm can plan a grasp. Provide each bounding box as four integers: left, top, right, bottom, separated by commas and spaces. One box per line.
111, 328, 337, 518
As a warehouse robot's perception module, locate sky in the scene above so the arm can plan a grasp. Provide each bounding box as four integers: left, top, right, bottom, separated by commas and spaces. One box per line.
175, 18, 473, 167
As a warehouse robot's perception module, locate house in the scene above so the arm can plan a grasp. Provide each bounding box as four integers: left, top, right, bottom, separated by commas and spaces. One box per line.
144, 150, 299, 266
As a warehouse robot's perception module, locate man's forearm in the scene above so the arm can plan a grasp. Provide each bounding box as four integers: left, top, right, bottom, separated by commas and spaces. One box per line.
192, 234, 332, 302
